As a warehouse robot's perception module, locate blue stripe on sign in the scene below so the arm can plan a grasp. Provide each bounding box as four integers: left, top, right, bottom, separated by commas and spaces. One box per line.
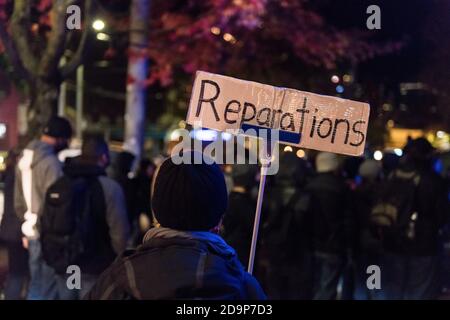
279, 130, 302, 144
241, 123, 301, 144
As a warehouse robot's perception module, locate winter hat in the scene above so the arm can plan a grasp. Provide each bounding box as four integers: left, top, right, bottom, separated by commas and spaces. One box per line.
42, 116, 73, 139
151, 151, 228, 231
315, 152, 339, 173
358, 159, 381, 180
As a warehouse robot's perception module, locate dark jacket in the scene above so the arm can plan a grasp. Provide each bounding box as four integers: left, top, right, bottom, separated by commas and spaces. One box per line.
353, 180, 383, 255
0, 164, 21, 242
64, 159, 130, 253
383, 165, 449, 256
261, 155, 313, 262
85, 227, 266, 300
306, 172, 352, 255
58, 159, 130, 274
263, 184, 312, 262
222, 191, 255, 266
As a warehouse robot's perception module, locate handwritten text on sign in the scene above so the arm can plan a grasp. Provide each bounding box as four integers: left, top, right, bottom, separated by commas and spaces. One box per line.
187, 71, 370, 156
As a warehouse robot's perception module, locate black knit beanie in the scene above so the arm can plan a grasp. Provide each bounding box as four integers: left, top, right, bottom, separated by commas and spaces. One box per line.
151, 151, 228, 231
43, 116, 73, 139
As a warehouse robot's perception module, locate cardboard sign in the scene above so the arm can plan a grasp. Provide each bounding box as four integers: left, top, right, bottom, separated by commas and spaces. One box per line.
187, 71, 370, 156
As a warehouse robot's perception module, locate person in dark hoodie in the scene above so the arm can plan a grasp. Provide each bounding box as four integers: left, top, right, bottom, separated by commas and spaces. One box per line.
381, 138, 449, 299
222, 162, 258, 267
352, 159, 384, 300
0, 150, 29, 299
306, 152, 352, 300
14, 116, 72, 300
85, 151, 266, 300
43, 135, 130, 299
262, 152, 314, 299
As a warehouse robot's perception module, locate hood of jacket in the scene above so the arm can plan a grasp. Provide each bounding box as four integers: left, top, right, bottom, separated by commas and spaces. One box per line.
63, 156, 106, 178
143, 227, 237, 259
27, 140, 56, 168
116, 227, 249, 299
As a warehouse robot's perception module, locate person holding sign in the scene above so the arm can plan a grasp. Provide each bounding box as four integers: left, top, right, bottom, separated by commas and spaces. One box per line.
86, 151, 266, 300
186, 71, 370, 291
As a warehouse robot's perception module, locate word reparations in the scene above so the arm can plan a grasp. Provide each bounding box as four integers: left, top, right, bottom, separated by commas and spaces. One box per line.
187, 71, 370, 157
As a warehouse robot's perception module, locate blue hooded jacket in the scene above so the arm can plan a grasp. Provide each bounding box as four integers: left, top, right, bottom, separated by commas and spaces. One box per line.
85, 227, 266, 300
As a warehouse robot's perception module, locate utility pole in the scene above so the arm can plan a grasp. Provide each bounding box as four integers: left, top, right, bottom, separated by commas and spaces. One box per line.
124, 0, 150, 161
76, 65, 84, 140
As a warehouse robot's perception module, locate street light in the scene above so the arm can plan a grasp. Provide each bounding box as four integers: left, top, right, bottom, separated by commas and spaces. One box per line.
210, 26, 221, 35
92, 19, 105, 31
331, 75, 340, 83
296, 149, 306, 158
223, 33, 236, 44
343, 74, 352, 83
394, 148, 403, 157
374, 150, 383, 161
96, 32, 110, 41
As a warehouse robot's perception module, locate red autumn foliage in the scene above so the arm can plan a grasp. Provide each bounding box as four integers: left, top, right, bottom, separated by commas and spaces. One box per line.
0, 0, 402, 87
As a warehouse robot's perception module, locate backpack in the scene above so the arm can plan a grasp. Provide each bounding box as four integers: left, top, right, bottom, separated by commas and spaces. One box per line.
369, 170, 420, 241
40, 175, 107, 275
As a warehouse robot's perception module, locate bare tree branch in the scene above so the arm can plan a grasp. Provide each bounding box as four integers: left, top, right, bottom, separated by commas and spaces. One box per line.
60, 0, 95, 79
0, 21, 30, 80
38, 1, 72, 81
10, 0, 38, 76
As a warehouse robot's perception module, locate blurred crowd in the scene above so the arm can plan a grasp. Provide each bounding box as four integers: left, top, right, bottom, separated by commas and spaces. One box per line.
0, 117, 158, 299
0, 116, 449, 300
222, 138, 450, 300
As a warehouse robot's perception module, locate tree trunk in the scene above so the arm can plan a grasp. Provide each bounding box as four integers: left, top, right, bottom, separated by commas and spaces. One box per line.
26, 79, 60, 141
124, 0, 150, 160
1, 1, 95, 145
